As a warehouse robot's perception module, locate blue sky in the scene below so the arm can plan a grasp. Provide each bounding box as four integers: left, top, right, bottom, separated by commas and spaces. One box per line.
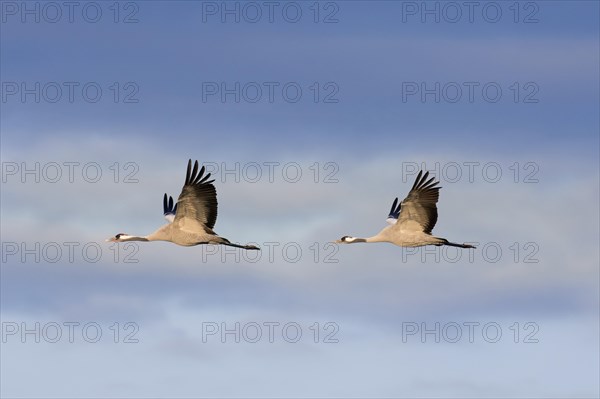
1, 1, 599, 397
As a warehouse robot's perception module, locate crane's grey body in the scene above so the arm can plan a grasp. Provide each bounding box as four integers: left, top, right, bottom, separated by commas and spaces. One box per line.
144, 222, 223, 247
336, 171, 474, 249
108, 160, 259, 250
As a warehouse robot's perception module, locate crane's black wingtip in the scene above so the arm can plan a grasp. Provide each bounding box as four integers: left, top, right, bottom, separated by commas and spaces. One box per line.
412, 170, 424, 190
411, 170, 441, 191
184, 160, 216, 186
163, 194, 177, 215
387, 197, 401, 219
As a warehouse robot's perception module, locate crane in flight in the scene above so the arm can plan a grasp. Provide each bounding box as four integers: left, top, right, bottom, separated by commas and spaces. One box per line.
336, 170, 475, 249
107, 159, 260, 250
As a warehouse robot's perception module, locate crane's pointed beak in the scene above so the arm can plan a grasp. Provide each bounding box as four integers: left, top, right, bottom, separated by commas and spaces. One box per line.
106, 237, 116, 242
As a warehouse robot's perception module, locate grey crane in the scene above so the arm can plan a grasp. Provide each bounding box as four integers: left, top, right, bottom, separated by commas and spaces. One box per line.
107, 159, 260, 250
335, 170, 475, 249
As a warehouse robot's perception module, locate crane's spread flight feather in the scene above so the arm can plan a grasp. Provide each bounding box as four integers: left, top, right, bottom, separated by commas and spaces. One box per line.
393, 170, 441, 234
173, 160, 218, 231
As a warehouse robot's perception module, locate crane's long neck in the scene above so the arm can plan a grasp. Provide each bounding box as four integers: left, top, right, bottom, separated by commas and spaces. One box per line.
365, 234, 386, 243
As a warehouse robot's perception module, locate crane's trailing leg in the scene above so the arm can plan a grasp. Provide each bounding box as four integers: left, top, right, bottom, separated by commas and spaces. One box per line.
214, 236, 260, 250
222, 241, 261, 250
437, 238, 475, 249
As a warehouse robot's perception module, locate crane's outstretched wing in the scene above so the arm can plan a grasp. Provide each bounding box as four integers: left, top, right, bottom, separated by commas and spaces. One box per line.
386, 197, 401, 225
173, 160, 218, 231
393, 171, 441, 234
163, 194, 177, 223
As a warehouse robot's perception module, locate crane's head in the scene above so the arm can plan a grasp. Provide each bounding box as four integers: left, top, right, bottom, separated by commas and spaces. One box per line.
106, 233, 132, 242
335, 236, 360, 244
